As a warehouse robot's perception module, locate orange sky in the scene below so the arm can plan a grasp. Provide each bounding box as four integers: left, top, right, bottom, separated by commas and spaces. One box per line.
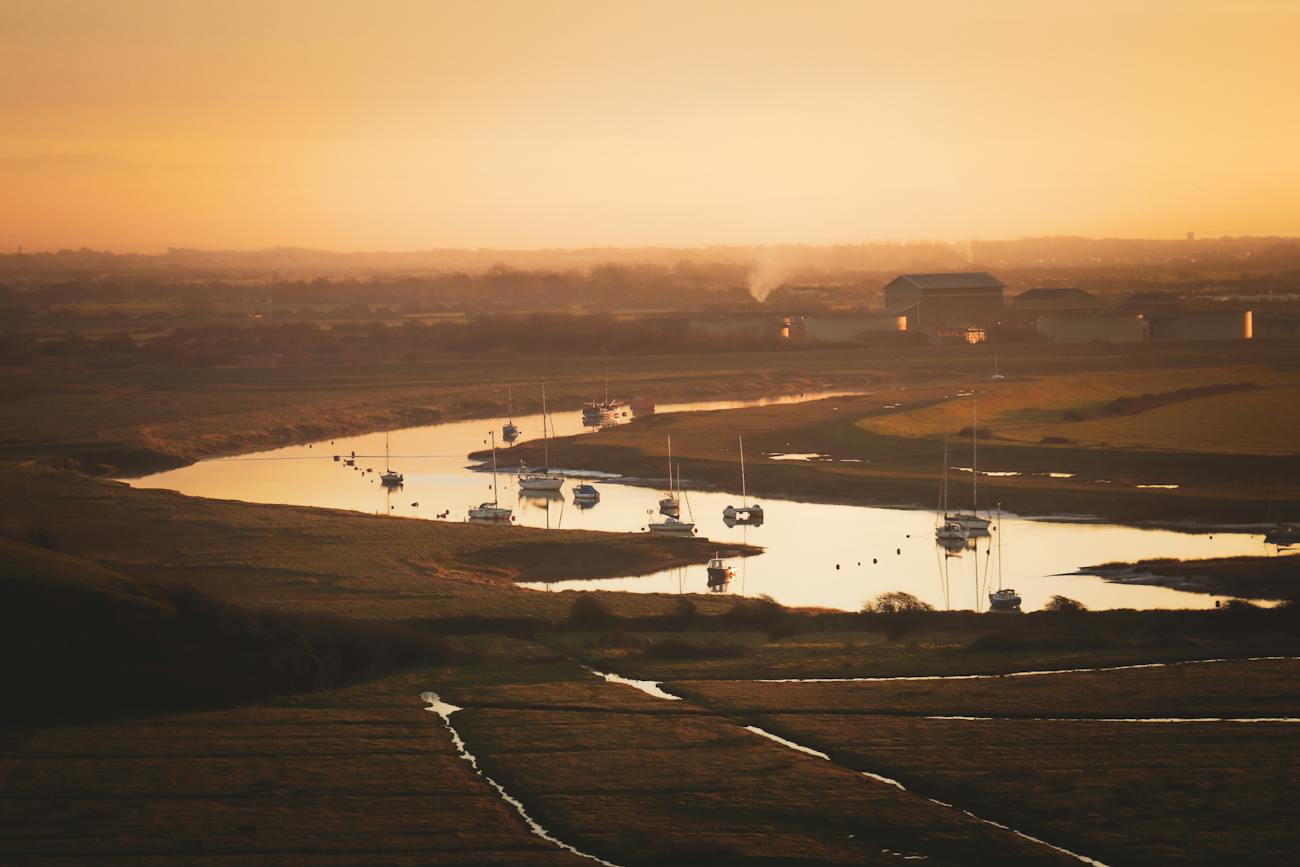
3, 0, 1299, 251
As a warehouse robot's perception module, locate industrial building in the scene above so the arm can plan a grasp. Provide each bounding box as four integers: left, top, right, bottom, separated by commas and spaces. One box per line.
1146, 308, 1253, 341
882, 272, 1005, 333
1012, 287, 1104, 312
787, 313, 907, 342
1035, 310, 1148, 343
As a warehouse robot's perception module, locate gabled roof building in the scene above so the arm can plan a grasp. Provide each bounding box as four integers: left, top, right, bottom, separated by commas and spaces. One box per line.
882, 272, 1005, 333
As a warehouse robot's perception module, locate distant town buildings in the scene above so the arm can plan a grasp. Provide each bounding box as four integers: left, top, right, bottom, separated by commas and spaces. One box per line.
882, 272, 1005, 333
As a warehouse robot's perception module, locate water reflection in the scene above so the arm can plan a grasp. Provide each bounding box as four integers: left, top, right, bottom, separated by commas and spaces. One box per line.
125, 391, 1282, 612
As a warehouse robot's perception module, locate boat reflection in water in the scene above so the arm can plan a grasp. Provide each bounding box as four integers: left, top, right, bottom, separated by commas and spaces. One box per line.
706, 554, 735, 593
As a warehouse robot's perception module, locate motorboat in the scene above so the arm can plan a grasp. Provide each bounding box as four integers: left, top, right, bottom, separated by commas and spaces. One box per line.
502, 386, 520, 444
519, 383, 564, 491
988, 588, 1022, 611
721, 434, 764, 525
706, 554, 734, 591
573, 483, 600, 504
935, 520, 968, 542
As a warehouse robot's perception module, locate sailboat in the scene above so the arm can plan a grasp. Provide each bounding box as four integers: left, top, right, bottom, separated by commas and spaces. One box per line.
380, 432, 403, 487
650, 460, 695, 534
469, 431, 513, 521
581, 351, 631, 427
987, 505, 1021, 611
991, 355, 1006, 381
502, 386, 520, 444
935, 434, 969, 548
946, 398, 991, 534
519, 383, 564, 491
722, 435, 764, 525
658, 435, 680, 517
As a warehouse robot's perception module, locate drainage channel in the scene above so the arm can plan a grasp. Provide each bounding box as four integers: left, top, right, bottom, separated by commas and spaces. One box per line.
586, 671, 1110, 866
421, 691, 621, 867
754, 655, 1300, 684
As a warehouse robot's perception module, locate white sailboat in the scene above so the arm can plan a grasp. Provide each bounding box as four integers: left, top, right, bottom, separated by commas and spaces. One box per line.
469, 431, 513, 521
946, 398, 991, 533
380, 431, 403, 487
519, 383, 564, 491
935, 434, 969, 547
650, 459, 695, 534
658, 435, 680, 517
722, 435, 763, 525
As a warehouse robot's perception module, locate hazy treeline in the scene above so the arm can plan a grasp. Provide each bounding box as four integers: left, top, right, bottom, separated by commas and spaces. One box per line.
3, 313, 797, 369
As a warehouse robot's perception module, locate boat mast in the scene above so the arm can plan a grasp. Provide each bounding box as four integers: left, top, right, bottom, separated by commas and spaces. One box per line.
996, 502, 1003, 591
385, 431, 391, 473
667, 435, 674, 497
971, 399, 978, 514
507, 386, 513, 423
541, 383, 550, 470
603, 350, 609, 406
490, 430, 499, 505
738, 435, 747, 507
939, 434, 949, 519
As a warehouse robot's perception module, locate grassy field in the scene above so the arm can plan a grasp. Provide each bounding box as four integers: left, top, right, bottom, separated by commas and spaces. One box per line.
0, 463, 746, 621
668, 659, 1300, 865
496, 388, 1300, 525
861, 364, 1300, 455
0, 349, 883, 474
0, 669, 592, 866
6, 337, 1300, 863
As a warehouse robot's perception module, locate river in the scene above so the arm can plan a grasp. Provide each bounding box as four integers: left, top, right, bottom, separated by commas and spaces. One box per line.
124, 391, 1284, 612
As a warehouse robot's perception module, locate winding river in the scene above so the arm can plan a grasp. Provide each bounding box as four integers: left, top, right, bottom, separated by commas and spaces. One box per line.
124, 391, 1285, 612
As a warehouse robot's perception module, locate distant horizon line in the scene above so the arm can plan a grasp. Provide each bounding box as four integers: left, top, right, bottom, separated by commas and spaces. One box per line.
6, 233, 1300, 257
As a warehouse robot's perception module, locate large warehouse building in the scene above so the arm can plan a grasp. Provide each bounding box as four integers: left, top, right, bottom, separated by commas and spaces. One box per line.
883, 272, 1005, 333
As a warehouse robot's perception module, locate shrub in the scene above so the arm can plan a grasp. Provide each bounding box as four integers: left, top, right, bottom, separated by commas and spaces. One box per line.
863, 591, 934, 614
568, 594, 615, 627
1043, 595, 1088, 613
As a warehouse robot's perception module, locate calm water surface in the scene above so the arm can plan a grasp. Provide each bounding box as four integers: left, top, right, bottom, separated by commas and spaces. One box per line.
127, 391, 1284, 612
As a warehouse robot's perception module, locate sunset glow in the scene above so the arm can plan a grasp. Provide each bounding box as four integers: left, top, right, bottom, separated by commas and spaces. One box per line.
4, 0, 1300, 250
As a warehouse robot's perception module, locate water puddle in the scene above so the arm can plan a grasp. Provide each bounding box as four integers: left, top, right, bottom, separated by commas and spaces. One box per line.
1136, 484, 1180, 490
743, 724, 1106, 866
924, 715, 1300, 724
585, 668, 681, 701
421, 691, 620, 866
755, 655, 1300, 684
765, 452, 829, 462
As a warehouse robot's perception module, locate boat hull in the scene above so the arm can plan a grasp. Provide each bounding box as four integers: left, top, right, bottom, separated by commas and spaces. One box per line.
519, 476, 564, 491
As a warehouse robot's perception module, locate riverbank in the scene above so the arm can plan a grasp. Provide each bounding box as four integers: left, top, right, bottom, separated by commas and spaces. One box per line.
486, 382, 1300, 527
1082, 553, 1300, 601
0, 462, 754, 621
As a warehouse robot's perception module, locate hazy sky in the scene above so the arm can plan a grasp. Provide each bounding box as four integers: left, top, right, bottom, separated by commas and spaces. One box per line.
3, 0, 1299, 251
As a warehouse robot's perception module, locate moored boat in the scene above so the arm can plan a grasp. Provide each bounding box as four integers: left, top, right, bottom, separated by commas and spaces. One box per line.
469, 430, 512, 522
380, 432, 403, 487
706, 553, 734, 590
721, 434, 764, 526
519, 383, 564, 491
